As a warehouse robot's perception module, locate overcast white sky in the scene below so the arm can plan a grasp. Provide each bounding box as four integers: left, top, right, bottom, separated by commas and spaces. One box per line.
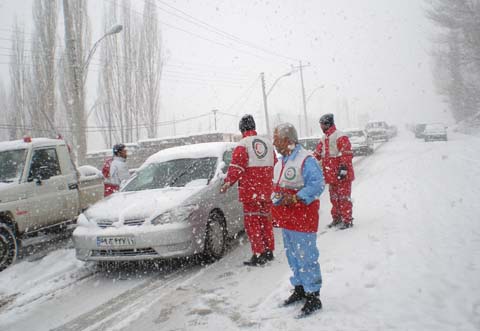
0, 0, 450, 150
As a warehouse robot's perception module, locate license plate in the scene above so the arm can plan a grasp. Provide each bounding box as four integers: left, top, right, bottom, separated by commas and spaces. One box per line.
96, 236, 135, 247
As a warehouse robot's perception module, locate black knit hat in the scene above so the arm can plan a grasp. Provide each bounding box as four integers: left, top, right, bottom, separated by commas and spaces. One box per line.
319, 113, 334, 127
239, 114, 256, 133
113, 143, 126, 155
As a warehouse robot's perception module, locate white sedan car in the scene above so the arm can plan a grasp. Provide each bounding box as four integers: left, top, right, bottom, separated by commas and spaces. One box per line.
73, 142, 244, 263
344, 128, 374, 156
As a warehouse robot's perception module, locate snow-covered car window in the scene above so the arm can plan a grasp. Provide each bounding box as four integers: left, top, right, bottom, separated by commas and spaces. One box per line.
0, 149, 27, 183
123, 157, 217, 191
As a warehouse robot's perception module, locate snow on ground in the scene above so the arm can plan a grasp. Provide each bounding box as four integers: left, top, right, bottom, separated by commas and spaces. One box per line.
0, 128, 479, 331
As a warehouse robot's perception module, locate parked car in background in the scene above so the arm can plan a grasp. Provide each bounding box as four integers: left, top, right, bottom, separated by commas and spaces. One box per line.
365, 121, 390, 142
414, 123, 426, 139
423, 123, 448, 141
0, 137, 104, 271
298, 137, 321, 152
344, 128, 374, 156
73, 142, 244, 263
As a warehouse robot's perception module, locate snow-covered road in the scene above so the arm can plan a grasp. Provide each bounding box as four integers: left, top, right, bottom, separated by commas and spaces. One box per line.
1, 128, 479, 331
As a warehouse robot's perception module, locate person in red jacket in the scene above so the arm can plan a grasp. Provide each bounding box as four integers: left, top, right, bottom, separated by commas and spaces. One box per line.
314, 114, 355, 230
220, 114, 276, 266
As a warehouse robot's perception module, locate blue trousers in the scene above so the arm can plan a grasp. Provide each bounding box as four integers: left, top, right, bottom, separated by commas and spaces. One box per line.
282, 229, 322, 293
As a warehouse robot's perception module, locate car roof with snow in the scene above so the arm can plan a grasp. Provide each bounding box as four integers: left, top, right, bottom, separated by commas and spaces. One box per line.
0, 138, 65, 152
143, 141, 237, 166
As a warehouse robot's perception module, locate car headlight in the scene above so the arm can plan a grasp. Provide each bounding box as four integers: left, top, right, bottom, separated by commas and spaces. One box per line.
76, 213, 93, 228
151, 205, 199, 226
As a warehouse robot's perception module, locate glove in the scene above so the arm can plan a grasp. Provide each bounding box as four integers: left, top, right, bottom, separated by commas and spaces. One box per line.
280, 193, 298, 206
337, 164, 348, 180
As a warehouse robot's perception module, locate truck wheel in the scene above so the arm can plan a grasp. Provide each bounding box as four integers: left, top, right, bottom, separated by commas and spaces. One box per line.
0, 224, 18, 272
203, 212, 227, 263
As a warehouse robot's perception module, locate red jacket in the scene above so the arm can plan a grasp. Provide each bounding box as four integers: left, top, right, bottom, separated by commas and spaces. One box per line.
314, 125, 355, 184
224, 130, 276, 203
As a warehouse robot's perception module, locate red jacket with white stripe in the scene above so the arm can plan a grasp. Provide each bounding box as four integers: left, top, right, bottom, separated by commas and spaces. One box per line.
314, 125, 355, 184
224, 130, 276, 203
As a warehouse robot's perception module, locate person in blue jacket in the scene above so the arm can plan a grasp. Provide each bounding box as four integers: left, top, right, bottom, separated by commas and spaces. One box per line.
271, 123, 326, 317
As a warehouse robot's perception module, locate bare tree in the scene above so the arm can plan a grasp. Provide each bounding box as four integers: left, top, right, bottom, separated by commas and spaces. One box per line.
96, 0, 142, 146
0, 81, 9, 141
8, 21, 29, 139
139, 0, 163, 138
29, 0, 58, 136
426, 0, 480, 122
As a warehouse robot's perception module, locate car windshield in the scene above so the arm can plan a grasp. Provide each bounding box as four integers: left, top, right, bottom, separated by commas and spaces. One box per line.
123, 157, 218, 192
346, 131, 364, 138
426, 124, 445, 130
0, 149, 27, 183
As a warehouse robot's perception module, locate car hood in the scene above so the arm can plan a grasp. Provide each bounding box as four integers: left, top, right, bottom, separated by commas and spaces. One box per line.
84, 186, 205, 222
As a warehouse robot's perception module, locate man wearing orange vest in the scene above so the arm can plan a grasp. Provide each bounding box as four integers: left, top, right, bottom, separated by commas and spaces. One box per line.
314, 113, 355, 229
220, 114, 276, 266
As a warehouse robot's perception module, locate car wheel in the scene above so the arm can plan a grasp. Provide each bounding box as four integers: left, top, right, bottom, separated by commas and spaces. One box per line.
203, 212, 227, 262
0, 223, 18, 272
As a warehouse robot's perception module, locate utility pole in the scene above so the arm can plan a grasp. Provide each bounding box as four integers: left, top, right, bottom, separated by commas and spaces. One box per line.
63, 0, 86, 165
212, 109, 218, 131
260, 72, 270, 135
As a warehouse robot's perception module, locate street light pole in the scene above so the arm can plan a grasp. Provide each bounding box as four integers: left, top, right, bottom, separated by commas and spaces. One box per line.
83, 24, 123, 84
261, 70, 294, 135
260, 73, 270, 135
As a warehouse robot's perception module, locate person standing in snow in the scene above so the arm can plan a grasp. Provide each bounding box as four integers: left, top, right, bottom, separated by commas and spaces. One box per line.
272, 123, 325, 317
220, 114, 277, 266
314, 113, 355, 229
104, 143, 130, 196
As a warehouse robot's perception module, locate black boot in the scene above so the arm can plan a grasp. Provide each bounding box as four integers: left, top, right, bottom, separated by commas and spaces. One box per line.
283, 285, 305, 306
327, 218, 341, 228
339, 221, 353, 230
300, 291, 322, 316
243, 254, 267, 266
261, 249, 274, 261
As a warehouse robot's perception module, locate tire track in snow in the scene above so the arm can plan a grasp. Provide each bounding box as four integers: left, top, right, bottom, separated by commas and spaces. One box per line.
50, 265, 201, 331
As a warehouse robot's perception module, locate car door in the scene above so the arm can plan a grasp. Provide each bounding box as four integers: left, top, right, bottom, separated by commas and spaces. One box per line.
218, 148, 244, 233
27, 147, 68, 229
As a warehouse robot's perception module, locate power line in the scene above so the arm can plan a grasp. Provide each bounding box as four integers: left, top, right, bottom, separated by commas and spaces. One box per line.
106, 0, 290, 66
148, 0, 301, 62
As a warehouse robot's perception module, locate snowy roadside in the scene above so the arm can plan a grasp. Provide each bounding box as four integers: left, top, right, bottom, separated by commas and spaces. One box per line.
111, 130, 480, 331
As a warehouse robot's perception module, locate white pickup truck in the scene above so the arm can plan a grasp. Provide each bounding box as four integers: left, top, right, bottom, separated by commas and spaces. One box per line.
0, 137, 104, 271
